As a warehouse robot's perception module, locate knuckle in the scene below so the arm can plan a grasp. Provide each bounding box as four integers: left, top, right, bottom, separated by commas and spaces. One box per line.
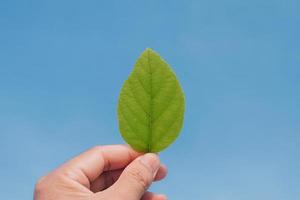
58, 168, 78, 180
126, 167, 150, 190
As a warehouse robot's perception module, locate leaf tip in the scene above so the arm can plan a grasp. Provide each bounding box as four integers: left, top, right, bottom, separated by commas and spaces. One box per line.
144, 47, 155, 53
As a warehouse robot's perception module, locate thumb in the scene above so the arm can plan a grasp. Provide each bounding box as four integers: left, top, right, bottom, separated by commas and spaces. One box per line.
108, 153, 160, 199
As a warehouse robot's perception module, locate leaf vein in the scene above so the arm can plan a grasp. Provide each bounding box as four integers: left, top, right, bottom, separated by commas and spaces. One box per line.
122, 100, 148, 127
152, 88, 178, 124
154, 109, 182, 144
126, 80, 150, 116
119, 108, 143, 140
133, 73, 150, 96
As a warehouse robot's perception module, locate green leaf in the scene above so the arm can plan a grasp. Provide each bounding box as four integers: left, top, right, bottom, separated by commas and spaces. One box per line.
117, 48, 185, 152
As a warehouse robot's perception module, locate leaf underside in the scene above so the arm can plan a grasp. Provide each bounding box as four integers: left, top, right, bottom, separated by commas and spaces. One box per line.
117, 48, 185, 152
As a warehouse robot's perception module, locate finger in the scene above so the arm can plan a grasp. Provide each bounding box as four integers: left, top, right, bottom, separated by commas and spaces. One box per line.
154, 164, 168, 181
142, 191, 168, 200
90, 169, 122, 192
90, 164, 167, 192
102, 153, 160, 200
58, 145, 142, 188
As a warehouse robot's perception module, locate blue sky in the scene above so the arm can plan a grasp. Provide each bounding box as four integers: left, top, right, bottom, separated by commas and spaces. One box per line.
0, 0, 300, 199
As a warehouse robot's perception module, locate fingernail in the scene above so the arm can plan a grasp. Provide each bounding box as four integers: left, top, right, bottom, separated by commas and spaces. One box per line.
157, 194, 168, 200
139, 153, 160, 176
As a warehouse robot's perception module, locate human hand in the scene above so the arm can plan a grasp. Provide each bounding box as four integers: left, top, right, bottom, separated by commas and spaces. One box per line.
34, 145, 167, 200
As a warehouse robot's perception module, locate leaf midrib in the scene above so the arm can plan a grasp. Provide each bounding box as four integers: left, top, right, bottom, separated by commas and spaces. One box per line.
147, 49, 153, 152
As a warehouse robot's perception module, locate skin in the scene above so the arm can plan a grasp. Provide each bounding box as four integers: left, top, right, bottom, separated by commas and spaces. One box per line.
34, 145, 168, 200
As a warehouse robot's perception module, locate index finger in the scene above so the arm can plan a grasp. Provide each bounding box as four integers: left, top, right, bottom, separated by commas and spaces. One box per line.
59, 145, 142, 185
